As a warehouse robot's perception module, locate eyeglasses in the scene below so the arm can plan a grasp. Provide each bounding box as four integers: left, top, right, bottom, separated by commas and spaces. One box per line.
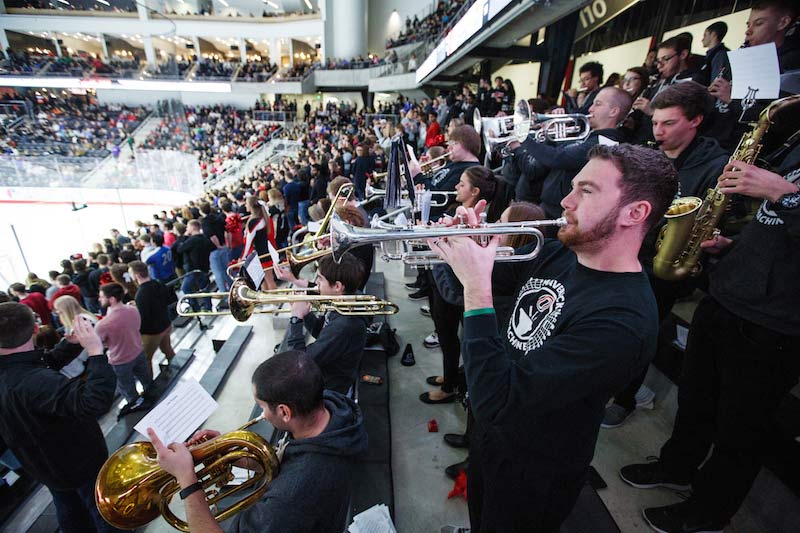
655, 53, 677, 65
623, 76, 641, 83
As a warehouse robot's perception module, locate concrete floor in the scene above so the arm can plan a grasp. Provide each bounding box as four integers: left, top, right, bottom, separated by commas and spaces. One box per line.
7, 257, 799, 533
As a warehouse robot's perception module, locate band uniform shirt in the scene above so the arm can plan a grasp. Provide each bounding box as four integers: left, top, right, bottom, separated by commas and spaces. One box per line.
462, 240, 658, 471
0, 350, 116, 490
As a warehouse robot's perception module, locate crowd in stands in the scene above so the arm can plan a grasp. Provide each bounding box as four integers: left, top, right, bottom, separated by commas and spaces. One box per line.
0, 93, 145, 157
139, 104, 280, 182
279, 61, 316, 80
6, 0, 136, 12
0, 50, 53, 76
152, 58, 194, 78
237, 60, 278, 82
386, 0, 468, 48
317, 50, 399, 70
194, 58, 235, 79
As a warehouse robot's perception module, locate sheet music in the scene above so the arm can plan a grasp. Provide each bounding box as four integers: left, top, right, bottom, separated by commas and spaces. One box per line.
244, 252, 265, 290
307, 220, 322, 233
267, 241, 281, 270
348, 504, 396, 533
134, 379, 218, 444
728, 43, 780, 100
598, 135, 619, 147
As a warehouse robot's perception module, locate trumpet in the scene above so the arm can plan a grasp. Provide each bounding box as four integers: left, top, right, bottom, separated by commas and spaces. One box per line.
178, 278, 398, 320
419, 150, 451, 173
330, 213, 567, 268
95, 417, 279, 531
364, 185, 457, 208
474, 100, 592, 153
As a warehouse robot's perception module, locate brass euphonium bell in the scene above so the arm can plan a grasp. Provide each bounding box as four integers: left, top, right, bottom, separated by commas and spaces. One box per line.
95, 420, 279, 531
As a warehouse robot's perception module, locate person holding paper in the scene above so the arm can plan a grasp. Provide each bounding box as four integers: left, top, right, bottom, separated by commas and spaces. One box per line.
277, 254, 369, 395
148, 350, 368, 533
0, 303, 123, 533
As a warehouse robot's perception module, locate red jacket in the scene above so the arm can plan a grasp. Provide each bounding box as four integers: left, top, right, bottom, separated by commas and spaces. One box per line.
425, 121, 443, 148
21, 292, 52, 326
49, 284, 83, 310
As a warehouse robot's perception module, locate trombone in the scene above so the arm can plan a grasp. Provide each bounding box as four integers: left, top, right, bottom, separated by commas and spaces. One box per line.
370, 150, 450, 181
225, 183, 355, 279
178, 278, 398, 320
330, 213, 567, 268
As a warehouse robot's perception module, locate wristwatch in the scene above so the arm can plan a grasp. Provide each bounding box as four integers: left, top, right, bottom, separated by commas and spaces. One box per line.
290, 316, 303, 325
777, 189, 800, 209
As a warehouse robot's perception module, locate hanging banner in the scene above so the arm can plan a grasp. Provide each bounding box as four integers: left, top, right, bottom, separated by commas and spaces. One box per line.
574, 0, 639, 41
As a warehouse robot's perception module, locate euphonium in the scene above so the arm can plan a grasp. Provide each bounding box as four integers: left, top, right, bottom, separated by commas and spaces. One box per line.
653, 94, 800, 281
95, 419, 279, 531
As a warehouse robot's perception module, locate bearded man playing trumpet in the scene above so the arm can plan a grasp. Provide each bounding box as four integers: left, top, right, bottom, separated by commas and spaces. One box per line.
429, 144, 677, 532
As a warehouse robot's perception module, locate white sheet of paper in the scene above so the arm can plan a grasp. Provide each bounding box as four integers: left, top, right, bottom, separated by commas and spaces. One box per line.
348, 504, 396, 533
267, 241, 281, 269
134, 379, 218, 444
307, 220, 322, 233
598, 135, 618, 147
245, 254, 265, 290
728, 43, 780, 100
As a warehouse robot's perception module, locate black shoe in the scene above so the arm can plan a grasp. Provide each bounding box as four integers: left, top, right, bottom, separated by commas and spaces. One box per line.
620, 460, 692, 491
444, 433, 469, 449
642, 501, 725, 533
405, 280, 423, 290
426, 375, 443, 386
445, 458, 469, 480
401, 343, 416, 366
408, 288, 429, 300
419, 391, 456, 404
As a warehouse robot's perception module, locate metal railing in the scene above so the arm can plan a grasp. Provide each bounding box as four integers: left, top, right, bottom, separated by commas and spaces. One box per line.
253, 111, 297, 122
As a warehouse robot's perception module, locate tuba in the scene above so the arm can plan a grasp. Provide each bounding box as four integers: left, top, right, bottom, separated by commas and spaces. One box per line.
653, 94, 800, 281
95, 419, 279, 531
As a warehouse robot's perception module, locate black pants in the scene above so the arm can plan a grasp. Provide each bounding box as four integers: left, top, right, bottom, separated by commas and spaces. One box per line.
429, 280, 463, 393
49, 476, 127, 533
468, 425, 585, 533
659, 296, 800, 523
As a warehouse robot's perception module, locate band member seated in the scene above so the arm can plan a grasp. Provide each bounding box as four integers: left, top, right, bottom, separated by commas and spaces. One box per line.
408, 125, 482, 220
148, 350, 368, 533
275, 254, 368, 395
429, 144, 677, 532
507, 86, 633, 219
621, 145, 800, 533
0, 303, 122, 533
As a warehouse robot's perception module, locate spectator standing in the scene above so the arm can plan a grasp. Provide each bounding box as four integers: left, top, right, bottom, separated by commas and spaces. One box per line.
177, 220, 214, 312
200, 202, 231, 292
129, 261, 175, 368
220, 199, 245, 262
144, 233, 176, 283
0, 303, 123, 533
49, 274, 83, 311
9, 283, 51, 326
72, 259, 99, 314
95, 283, 153, 405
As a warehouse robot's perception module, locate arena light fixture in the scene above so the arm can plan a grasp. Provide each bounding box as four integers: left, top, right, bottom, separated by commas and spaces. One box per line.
219, 0, 230, 6
56, 0, 70, 5
265, 0, 279, 8
304, 0, 312, 10
95, 0, 110, 5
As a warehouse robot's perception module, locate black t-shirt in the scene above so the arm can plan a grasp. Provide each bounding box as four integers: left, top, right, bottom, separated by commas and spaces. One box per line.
462, 240, 658, 470
201, 212, 226, 246
177, 234, 213, 272
135, 280, 172, 335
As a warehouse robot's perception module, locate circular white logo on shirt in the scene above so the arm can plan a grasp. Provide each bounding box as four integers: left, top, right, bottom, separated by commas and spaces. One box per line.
755, 168, 800, 226
507, 278, 565, 353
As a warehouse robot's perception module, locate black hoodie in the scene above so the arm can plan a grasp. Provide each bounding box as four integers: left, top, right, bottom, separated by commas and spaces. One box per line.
225, 391, 368, 533
287, 310, 369, 394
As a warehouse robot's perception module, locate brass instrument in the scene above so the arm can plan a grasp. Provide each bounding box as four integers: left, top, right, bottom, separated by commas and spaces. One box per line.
95, 417, 279, 531
331, 213, 567, 268
474, 100, 592, 153
178, 278, 399, 319
653, 94, 800, 281
419, 150, 452, 173
364, 185, 456, 208
225, 183, 354, 279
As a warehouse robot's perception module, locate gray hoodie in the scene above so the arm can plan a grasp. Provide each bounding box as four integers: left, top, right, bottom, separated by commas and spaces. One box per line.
226, 391, 368, 533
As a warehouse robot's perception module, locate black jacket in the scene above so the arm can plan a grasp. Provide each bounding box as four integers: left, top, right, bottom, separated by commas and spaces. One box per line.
287, 311, 368, 394
226, 391, 368, 533
534, 128, 628, 218
711, 145, 800, 335
0, 351, 116, 490
673, 136, 729, 198
177, 234, 213, 272
135, 280, 172, 335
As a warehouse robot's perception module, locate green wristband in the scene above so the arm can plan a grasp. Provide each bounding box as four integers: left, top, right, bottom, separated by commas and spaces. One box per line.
464, 308, 495, 318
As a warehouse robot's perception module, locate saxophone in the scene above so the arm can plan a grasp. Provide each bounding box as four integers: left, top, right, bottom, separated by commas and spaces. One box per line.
652, 94, 800, 281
